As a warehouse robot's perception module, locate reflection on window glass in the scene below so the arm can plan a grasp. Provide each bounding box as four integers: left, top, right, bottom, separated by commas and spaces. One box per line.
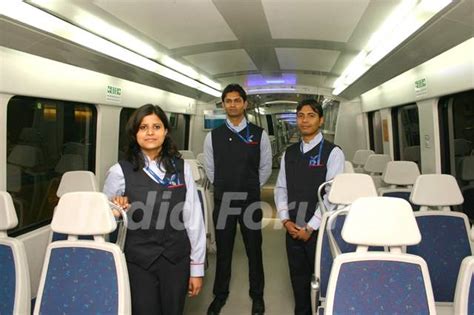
322, 100, 340, 143
393, 104, 421, 168
6, 96, 96, 235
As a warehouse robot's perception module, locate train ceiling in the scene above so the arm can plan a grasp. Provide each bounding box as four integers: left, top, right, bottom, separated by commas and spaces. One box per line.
2, 0, 472, 101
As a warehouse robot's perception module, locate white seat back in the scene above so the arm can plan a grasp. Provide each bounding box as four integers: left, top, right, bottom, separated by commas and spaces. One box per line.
179, 150, 195, 160
343, 161, 354, 173
352, 149, 374, 167
382, 161, 420, 187
410, 174, 464, 211
328, 174, 377, 206
34, 192, 130, 315
454, 256, 474, 314
56, 171, 99, 197
364, 154, 392, 174
324, 197, 436, 315
0, 192, 31, 315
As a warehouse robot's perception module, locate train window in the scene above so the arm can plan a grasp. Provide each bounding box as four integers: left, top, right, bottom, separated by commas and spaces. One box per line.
392, 104, 421, 167
368, 111, 383, 154
6, 96, 97, 235
118, 108, 190, 161
439, 90, 474, 184
321, 100, 340, 143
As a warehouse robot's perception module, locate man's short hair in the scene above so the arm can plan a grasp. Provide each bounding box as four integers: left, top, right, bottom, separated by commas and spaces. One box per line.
297, 99, 323, 117
221, 84, 247, 102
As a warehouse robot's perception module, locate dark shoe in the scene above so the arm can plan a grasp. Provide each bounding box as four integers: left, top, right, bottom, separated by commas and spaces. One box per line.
207, 297, 227, 315
252, 298, 265, 314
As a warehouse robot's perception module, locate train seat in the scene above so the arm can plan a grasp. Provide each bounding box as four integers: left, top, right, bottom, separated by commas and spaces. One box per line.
351, 149, 374, 173
51, 171, 99, 242
312, 173, 377, 308
460, 156, 474, 219
343, 160, 354, 173
363, 154, 392, 188
453, 256, 474, 314
196, 152, 205, 166
0, 191, 31, 315
321, 197, 436, 315
410, 174, 463, 212
180, 150, 196, 159
378, 161, 420, 210
408, 174, 472, 306
33, 192, 131, 315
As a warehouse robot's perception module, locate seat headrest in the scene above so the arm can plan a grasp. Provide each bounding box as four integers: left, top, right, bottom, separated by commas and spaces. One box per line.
0, 192, 18, 231
342, 197, 421, 246
352, 149, 374, 165
185, 159, 201, 182
196, 153, 205, 166
383, 161, 420, 186
56, 171, 99, 197
328, 174, 378, 205
364, 154, 392, 173
51, 192, 116, 235
344, 161, 354, 173
55, 154, 84, 174
461, 156, 474, 181
7, 145, 44, 168
180, 150, 195, 159
410, 174, 463, 206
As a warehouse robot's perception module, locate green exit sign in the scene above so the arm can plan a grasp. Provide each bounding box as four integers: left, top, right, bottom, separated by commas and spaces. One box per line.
107, 85, 121, 96
415, 78, 427, 95
106, 85, 122, 103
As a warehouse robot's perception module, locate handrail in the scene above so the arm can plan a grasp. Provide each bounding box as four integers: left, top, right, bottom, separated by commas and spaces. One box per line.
317, 179, 333, 214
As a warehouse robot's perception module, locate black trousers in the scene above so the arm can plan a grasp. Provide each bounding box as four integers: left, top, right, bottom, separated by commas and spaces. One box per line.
212, 198, 265, 300
127, 255, 190, 315
286, 230, 318, 315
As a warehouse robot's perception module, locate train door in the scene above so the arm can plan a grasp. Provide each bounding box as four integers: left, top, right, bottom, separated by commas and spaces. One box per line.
439, 90, 474, 217
391, 104, 421, 168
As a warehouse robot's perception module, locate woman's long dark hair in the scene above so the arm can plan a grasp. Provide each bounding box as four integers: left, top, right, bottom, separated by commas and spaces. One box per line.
125, 104, 181, 173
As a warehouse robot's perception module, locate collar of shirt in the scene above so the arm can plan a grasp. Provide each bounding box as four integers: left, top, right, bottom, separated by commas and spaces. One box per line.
142, 152, 166, 180
226, 117, 248, 133
301, 132, 323, 154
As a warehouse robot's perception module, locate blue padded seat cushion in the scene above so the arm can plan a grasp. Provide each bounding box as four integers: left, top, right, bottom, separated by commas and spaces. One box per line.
382, 191, 420, 210
333, 260, 429, 314
39, 247, 118, 314
407, 215, 471, 302
0, 244, 15, 315
320, 229, 333, 299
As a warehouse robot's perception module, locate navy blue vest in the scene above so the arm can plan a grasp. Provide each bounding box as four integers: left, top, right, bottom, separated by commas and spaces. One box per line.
212, 122, 263, 202
119, 158, 191, 269
285, 139, 336, 226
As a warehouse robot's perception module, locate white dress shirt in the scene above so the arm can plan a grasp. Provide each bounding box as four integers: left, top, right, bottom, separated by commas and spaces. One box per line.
274, 132, 345, 230
203, 118, 272, 186
103, 155, 206, 277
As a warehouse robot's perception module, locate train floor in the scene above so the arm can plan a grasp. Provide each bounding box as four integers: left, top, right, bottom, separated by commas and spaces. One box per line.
184, 169, 295, 314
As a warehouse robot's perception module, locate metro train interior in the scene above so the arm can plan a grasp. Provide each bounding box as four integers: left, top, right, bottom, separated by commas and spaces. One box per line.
1, 0, 474, 314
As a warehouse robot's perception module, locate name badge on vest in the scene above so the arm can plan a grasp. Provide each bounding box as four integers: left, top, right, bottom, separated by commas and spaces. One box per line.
301, 139, 324, 168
